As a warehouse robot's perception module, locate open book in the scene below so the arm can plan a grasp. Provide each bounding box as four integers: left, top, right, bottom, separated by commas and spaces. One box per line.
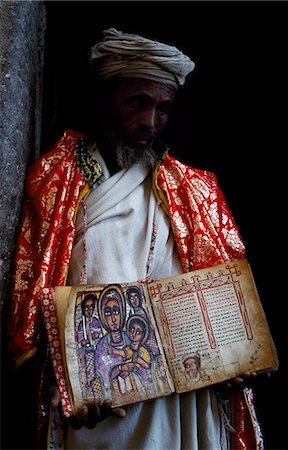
40, 258, 278, 417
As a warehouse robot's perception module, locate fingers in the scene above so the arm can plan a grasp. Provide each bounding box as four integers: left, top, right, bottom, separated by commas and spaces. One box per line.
49, 385, 61, 410
101, 399, 126, 419
69, 399, 126, 430
70, 401, 99, 430
69, 409, 85, 430
225, 371, 258, 389
81, 401, 101, 430
99, 399, 112, 419
110, 407, 127, 419
240, 371, 257, 379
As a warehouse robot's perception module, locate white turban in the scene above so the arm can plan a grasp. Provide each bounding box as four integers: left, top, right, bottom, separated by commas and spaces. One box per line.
90, 28, 195, 87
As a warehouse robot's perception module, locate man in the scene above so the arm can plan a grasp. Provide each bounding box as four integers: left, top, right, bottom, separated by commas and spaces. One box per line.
8, 28, 263, 449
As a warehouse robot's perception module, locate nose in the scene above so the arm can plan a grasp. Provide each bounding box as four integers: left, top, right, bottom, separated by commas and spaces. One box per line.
140, 107, 156, 133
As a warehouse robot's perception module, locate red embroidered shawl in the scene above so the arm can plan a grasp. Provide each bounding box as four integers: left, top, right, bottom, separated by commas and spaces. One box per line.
8, 130, 262, 449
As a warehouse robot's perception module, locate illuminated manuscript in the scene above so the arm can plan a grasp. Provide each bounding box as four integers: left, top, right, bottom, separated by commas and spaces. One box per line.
40, 259, 278, 417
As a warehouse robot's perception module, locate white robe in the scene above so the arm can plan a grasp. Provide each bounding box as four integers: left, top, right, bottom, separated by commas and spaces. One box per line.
66, 149, 225, 450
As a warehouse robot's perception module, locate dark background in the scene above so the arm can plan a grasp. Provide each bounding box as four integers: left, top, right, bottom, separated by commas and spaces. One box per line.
23, 1, 288, 449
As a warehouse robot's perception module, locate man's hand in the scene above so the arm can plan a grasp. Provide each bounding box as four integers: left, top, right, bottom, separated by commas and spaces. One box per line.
50, 385, 61, 410
49, 385, 126, 429
225, 370, 271, 389
69, 399, 126, 429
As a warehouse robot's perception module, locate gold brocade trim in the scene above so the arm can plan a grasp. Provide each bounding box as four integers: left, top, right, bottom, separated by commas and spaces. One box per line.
75, 137, 103, 187
152, 162, 170, 217
63, 182, 91, 286
75, 183, 91, 223
16, 346, 38, 368
243, 389, 258, 450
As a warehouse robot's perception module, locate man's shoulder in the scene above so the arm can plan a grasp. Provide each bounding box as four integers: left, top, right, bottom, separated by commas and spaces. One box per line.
159, 154, 217, 185
36, 129, 85, 165
25, 129, 86, 194
28, 129, 85, 176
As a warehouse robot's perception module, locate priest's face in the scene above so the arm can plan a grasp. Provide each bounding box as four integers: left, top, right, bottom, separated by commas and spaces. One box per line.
101, 77, 177, 168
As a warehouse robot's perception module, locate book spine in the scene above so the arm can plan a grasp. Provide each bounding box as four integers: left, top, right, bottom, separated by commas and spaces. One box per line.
40, 288, 73, 417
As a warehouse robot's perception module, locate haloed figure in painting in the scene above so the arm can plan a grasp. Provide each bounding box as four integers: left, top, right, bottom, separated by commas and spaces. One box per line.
108, 314, 155, 399
77, 293, 102, 396
77, 293, 101, 350
94, 285, 130, 400
127, 286, 147, 319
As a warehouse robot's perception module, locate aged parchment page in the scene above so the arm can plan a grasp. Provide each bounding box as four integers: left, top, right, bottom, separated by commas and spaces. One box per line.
148, 259, 278, 393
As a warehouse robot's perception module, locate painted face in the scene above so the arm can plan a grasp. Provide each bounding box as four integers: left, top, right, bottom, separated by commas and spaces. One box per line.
104, 299, 121, 331
84, 299, 95, 317
183, 356, 200, 379
129, 322, 144, 345
129, 292, 140, 307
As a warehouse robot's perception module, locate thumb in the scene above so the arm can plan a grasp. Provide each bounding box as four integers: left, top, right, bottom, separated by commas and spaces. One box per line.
50, 385, 61, 410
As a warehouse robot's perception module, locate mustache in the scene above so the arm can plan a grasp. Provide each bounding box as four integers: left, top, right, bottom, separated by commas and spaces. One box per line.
122, 127, 155, 143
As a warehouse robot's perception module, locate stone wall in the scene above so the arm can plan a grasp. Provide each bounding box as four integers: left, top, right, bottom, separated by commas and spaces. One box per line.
0, 0, 46, 340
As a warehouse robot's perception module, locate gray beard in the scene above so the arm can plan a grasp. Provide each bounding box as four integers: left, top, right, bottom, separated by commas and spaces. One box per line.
115, 142, 159, 169
102, 121, 161, 169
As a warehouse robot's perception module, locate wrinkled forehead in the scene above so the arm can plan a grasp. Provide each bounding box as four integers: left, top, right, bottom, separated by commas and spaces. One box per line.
107, 77, 178, 108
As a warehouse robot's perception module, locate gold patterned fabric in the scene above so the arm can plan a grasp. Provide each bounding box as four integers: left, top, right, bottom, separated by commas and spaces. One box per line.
155, 155, 246, 273
8, 130, 90, 366
8, 130, 262, 449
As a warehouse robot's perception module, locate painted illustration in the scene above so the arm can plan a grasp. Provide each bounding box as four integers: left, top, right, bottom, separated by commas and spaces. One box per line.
75, 292, 103, 400
183, 352, 202, 382
126, 285, 159, 357
181, 352, 211, 387
74, 283, 171, 406
107, 315, 155, 401
127, 286, 148, 319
